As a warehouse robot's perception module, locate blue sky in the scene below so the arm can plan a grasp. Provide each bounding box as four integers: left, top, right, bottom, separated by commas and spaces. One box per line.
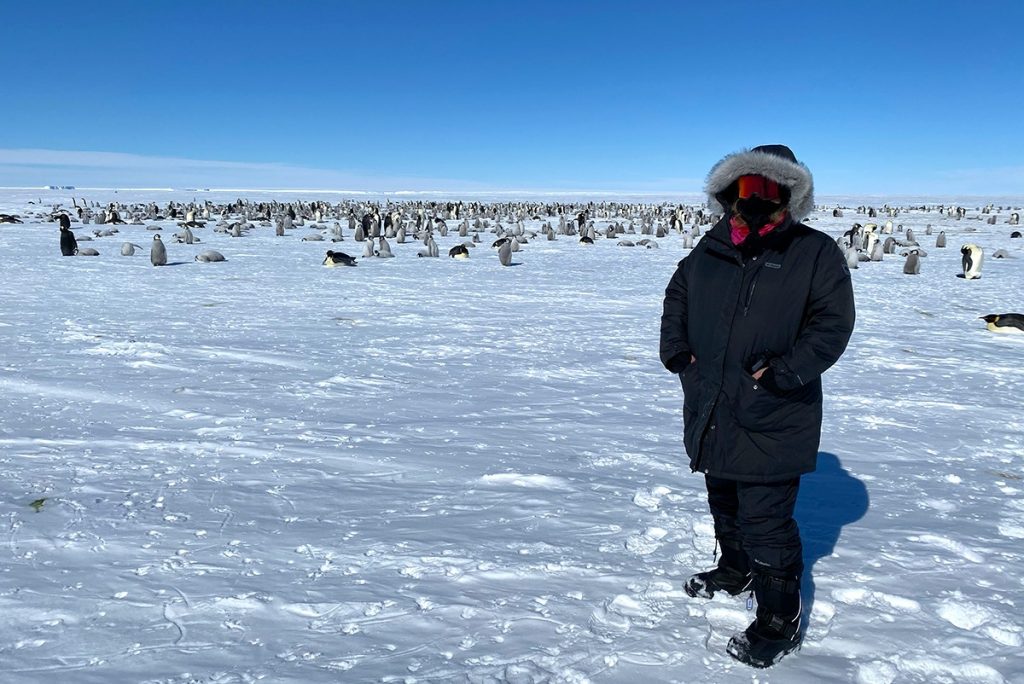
1, 1, 1021, 195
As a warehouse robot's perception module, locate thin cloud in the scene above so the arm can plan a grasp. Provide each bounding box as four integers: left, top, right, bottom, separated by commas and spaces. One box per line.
0, 148, 705, 196
0, 148, 494, 192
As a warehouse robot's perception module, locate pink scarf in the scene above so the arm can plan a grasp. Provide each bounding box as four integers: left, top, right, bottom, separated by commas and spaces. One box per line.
729, 212, 788, 246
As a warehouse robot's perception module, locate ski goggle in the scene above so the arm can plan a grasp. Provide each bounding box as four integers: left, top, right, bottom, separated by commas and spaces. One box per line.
736, 175, 782, 202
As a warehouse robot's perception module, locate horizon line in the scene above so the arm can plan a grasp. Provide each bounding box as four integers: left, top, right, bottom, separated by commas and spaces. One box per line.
1, 186, 1022, 204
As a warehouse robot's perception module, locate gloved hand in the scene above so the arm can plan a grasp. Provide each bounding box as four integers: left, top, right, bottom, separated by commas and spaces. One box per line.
756, 366, 785, 394
666, 352, 693, 374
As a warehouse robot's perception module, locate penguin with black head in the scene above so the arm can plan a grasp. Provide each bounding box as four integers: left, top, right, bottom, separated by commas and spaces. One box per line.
58, 214, 78, 256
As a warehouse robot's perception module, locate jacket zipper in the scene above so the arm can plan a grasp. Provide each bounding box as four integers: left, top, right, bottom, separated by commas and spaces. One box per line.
693, 252, 746, 475
743, 276, 758, 316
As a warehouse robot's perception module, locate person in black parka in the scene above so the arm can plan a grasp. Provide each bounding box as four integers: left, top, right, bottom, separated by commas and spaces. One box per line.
661, 144, 855, 668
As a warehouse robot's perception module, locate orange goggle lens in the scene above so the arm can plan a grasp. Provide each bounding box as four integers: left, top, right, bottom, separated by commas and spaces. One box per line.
737, 175, 781, 201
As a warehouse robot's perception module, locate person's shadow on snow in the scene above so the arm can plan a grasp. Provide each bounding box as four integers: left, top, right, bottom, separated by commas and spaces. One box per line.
796, 452, 869, 629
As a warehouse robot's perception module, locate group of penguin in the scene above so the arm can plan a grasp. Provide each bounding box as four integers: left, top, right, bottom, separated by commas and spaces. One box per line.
322, 231, 516, 268
29, 196, 1024, 334
314, 205, 699, 269
58, 212, 224, 265
836, 219, 1007, 279
45, 198, 703, 271
832, 209, 1022, 335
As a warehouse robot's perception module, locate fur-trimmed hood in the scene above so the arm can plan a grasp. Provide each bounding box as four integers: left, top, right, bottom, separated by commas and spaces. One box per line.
705, 144, 815, 221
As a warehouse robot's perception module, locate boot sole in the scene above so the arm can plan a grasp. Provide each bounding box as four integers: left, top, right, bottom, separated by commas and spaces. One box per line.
684, 583, 745, 599
726, 638, 801, 668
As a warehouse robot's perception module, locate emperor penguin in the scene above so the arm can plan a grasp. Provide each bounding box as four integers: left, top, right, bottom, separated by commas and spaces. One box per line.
195, 250, 226, 263
864, 230, 878, 256
961, 244, 983, 279
417, 237, 439, 258
845, 246, 860, 270
980, 313, 1024, 334
150, 234, 168, 266
903, 250, 921, 275
449, 244, 470, 259
120, 242, 143, 256
376, 237, 394, 258
870, 240, 884, 262
60, 222, 78, 256
498, 240, 512, 266
322, 250, 357, 267
935, 232, 946, 248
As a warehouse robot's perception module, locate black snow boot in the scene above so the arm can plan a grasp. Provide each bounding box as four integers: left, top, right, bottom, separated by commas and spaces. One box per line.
727, 573, 802, 668
684, 539, 750, 599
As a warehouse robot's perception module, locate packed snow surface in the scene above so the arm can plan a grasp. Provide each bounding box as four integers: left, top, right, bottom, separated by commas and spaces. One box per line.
1, 189, 1023, 683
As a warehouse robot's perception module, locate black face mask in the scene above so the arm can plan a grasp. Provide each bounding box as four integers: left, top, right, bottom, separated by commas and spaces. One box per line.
735, 196, 783, 231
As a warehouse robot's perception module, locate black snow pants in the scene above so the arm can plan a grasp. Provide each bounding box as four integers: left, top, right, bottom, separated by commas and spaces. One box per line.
705, 475, 803, 579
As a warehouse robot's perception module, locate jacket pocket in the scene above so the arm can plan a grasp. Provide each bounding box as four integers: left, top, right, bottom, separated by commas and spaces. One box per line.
734, 375, 792, 432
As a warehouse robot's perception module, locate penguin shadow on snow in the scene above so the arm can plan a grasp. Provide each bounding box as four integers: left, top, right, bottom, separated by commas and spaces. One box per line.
794, 452, 869, 626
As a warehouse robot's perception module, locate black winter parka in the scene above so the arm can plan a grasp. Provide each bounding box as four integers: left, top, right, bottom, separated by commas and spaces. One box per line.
660, 214, 855, 482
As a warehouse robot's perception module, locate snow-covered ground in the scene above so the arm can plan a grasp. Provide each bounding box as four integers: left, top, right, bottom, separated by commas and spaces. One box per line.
0, 189, 1022, 683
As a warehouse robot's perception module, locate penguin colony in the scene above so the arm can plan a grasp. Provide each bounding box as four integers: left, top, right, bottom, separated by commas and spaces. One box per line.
2, 195, 1017, 335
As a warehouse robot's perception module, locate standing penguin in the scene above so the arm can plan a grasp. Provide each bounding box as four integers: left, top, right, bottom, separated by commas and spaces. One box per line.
151, 234, 168, 266
869, 240, 884, 262
498, 240, 512, 266
376, 237, 394, 258
935, 232, 946, 248
59, 215, 78, 256
961, 243, 983, 279
844, 246, 860, 270
903, 250, 921, 275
